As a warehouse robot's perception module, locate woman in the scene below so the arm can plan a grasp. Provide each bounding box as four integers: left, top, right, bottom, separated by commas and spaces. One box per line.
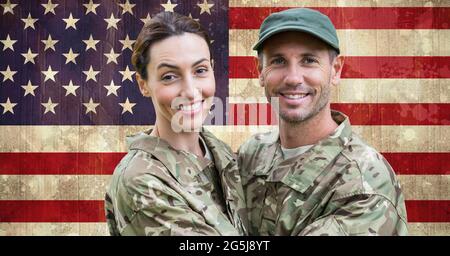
105, 12, 247, 236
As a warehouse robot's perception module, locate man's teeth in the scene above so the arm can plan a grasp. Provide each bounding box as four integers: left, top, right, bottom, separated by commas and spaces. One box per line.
179, 102, 202, 111
283, 93, 307, 99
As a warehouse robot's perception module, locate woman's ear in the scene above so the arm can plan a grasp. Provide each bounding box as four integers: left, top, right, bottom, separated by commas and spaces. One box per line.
136, 73, 151, 97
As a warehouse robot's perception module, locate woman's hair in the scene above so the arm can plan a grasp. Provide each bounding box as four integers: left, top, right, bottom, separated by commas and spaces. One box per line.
131, 12, 212, 80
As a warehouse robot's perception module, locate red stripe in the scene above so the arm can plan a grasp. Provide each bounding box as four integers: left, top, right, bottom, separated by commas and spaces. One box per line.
229, 56, 450, 79
0, 151, 448, 175
230, 7, 450, 29
0, 200, 106, 222
228, 103, 450, 125
0, 200, 447, 222
0, 152, 125, 175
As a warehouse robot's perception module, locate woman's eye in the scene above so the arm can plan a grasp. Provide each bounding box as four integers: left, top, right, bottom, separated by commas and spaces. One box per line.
196, 67, 208, 75
161, 74, 176, 81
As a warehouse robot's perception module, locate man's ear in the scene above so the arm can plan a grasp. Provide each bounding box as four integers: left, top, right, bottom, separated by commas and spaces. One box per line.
257, 58, 264, 87
331, 55, 344, 86
136, 73, 151, 97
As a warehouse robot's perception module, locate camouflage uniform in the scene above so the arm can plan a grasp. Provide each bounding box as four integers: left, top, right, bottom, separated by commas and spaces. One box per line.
238, 111, 408, 236
105, 129, 248, 235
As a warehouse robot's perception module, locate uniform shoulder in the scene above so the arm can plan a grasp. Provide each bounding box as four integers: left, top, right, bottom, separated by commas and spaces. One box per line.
238, 130, 277, 155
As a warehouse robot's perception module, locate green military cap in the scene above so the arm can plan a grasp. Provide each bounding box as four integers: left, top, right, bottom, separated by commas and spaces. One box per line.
253, 8, 340, 53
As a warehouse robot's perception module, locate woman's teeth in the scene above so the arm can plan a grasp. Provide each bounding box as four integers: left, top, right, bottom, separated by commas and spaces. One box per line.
178, 101, 202, 111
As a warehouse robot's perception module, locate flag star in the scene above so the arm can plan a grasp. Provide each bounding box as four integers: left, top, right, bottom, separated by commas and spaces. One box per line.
42, 66, 58, 82
119, 66, 135, 82
83, 0, 100, 15
41, 97, 58, 115
1, 34, 17, 51
21, 80, 38, 96
62, 13, 79, 30
118, 0, 135, 15
140, 13, 151, 24
119, 97, 136, 114
83, 34, 99, 51
188, 13, 199, 22
197, 0, 214, 15
62, 80, 80, 96
104, 80, 121, 97
1, 97, 17, 114
41, 0, 58, 15
161, 0, 177, 12
83, 65, 100, 82
104, 13, 120, 30
104, 48, 120, 64
41, 34, 58, 51
119, 35, 135, 51
1, 65, 16, 82
83, 97, 100, 114
1, 0, 17, 15
63, 48, 79, 64
21, 13, 38, 30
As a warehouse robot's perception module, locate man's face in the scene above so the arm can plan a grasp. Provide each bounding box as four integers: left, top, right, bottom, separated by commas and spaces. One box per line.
259, 31, 343, 123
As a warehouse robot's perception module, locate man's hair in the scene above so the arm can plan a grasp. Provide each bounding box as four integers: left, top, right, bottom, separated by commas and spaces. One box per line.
257, 48, 338, 70
131, 12, 212, 80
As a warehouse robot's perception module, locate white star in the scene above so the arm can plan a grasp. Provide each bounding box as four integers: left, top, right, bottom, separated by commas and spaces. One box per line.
62, 80, 80, 96
83, 0, 100, 15
62, 48, 79, 64
21, 80, 38, 96
1, 97, 17, 114
118, 0, 135, 15
41, 98, 58, 115
104, 80, 121, 97
140, 13, 151, 24
1, 0, 17, 15
119, 35, 135, 51
1, 34, 17, 51
21, 48, 38, 64
62, 13, 79, 30
42, 66, 58, 82
1, 65, 16, 82
83, 34, 99, 51
41, 34, 58, 52
41, 0, 59, 15
104, 13, 120, 30
119, 66, 135, 82
83, 65, 100, 82
161, 0, 177, 12
197, 0, 214, 15
83, 98, 100, 114
119, 97, 136, 114
21, 13, 38, 30
104, 48, 120, 64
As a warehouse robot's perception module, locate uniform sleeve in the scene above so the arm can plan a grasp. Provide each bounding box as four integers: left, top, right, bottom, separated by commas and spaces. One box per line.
120, 173, 223, 236
299, 194, 408, 236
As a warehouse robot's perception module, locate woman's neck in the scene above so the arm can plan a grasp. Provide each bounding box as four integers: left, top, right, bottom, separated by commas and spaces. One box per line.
152, 118, 204, 157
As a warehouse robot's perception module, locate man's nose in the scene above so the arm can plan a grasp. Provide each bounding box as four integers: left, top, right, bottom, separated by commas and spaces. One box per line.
283, 63, 304, 87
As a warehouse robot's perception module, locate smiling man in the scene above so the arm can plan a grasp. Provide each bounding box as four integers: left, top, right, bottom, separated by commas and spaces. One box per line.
238, 8, 408, 236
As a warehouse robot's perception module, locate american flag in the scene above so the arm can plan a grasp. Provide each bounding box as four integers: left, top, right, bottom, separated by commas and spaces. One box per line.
0, 0, 448, 235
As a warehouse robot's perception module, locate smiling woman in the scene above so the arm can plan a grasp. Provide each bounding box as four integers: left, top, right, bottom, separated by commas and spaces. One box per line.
104, 12, 248, 236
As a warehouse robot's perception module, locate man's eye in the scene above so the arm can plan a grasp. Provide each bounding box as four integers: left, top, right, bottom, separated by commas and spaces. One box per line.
270, 58, 285, 65
303, 57, 318, 64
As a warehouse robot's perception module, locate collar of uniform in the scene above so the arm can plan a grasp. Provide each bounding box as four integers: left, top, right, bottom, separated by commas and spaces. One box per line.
267, 110, 352, 193
200, 128, 236, 173
126, 129, 212, 183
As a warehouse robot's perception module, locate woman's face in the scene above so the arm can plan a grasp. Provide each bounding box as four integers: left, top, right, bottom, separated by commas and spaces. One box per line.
137, 33, 215, 132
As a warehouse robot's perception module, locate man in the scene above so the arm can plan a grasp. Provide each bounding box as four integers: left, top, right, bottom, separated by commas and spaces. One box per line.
238, 8, 408, 235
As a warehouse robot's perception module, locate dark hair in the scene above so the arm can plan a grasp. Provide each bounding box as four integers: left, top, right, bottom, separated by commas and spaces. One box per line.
131, 12, 212, 80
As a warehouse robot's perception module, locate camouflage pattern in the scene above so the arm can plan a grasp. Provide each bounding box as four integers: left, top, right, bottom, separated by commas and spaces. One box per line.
105, 128, 248, 236
238, 111, 408, 236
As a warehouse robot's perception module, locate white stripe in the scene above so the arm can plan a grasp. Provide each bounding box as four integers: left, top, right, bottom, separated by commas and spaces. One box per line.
230, 29, 450, 56
229, 78, 450, 104
1, 175, 447, 201
0, 222, 447, 235
229, 0, 450, 7
0, 125, 448, 153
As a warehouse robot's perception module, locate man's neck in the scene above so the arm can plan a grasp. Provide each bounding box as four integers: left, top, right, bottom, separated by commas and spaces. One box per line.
151, 118, 203, 157
279, 106, 338, 149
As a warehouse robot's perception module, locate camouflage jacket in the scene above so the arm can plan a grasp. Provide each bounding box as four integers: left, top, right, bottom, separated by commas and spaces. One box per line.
105, 129, 248, 236
238, 111, 408, 236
